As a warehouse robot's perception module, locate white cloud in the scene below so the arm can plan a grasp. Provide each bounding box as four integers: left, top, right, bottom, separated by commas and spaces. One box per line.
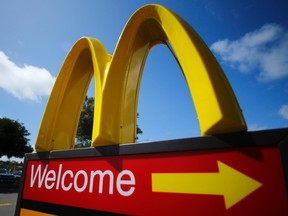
279, 105, 288, 120
210, 23, 288, 82
0, 51, 55, 101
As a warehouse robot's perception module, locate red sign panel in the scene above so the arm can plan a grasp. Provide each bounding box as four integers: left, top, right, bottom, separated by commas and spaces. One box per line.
20, 146, 287, 215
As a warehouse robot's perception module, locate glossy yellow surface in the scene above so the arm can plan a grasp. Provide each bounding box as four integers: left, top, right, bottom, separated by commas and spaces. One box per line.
35, 38, 111, 151
36, 4, 246, 151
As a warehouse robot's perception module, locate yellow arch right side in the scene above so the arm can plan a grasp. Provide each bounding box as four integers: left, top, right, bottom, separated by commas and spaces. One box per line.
94, 4, 247, 145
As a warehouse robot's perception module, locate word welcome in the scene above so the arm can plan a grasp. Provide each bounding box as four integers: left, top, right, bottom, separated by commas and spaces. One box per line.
30, 164, 136, 196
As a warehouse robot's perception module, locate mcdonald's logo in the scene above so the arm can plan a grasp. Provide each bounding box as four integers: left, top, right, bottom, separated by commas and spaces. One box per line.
35, 4, 247, 152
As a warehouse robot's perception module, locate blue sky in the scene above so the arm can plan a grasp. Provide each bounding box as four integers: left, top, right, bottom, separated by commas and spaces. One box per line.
0, 0, 288, 160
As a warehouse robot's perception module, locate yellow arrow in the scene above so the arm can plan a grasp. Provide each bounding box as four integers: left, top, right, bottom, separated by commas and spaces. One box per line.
152, 161, 262, 209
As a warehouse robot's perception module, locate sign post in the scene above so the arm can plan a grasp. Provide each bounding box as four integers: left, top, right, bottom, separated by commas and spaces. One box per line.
15, 4, 288, 216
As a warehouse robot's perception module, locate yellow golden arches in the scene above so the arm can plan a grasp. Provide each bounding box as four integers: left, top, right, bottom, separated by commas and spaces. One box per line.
36, 4, 247, 152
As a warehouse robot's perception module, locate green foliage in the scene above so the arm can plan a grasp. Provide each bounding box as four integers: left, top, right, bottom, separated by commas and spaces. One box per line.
0, 160, 23, 173
136, 113, 143, 140
0, 117, 33, 158
75, 97, 94, 148
75, 96, 143, 147
75, 136, 91, 149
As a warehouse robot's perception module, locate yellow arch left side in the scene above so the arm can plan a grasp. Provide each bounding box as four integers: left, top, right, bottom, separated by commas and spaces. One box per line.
35, 38, 110, 151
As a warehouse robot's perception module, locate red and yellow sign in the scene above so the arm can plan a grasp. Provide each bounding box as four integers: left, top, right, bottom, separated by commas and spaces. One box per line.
19, 142, 287, 215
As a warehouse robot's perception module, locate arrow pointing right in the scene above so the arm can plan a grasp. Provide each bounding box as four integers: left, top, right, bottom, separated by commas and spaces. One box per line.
152, 161, 262, 209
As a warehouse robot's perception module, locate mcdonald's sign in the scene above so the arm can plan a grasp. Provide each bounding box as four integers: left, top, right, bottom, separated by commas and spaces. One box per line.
15, 4, 288, 216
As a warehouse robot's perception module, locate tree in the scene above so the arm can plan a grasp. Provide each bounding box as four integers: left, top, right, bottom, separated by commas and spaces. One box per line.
76, 96, 143, 147
136, 113, 143, 140
0, 117, 33, 158
76, 96, 94, 147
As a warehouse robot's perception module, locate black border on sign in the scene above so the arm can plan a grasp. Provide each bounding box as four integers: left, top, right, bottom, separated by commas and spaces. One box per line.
15, 128, 288, 215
